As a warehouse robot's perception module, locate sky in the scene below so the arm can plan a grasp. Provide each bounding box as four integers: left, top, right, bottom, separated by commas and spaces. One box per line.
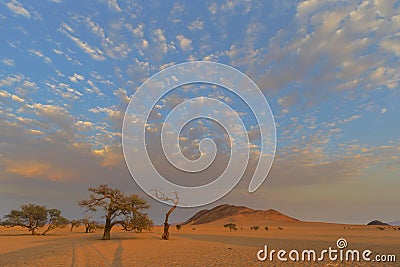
0, 0, 399, 225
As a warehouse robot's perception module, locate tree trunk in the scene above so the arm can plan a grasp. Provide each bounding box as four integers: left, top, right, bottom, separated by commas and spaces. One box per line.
30, 227, 38, 235
41, 225, 51, 235
162, 223, 170, 240
161, 205, 176, 240
102, 219, 111, 240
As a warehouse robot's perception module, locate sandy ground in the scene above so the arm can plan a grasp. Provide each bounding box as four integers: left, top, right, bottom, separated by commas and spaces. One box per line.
0, 222, 398, 266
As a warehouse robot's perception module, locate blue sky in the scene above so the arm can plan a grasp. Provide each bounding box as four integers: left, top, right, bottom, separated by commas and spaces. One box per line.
0, 0, 399, 224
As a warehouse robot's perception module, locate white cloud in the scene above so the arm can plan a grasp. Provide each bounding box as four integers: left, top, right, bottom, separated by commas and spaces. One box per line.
31, 103, 74, 132
6, 0, 31, 18
176, 34, 192, 52
339, 114, 361, 124
1, 58, 15, 66
188, 18, 204, 31
0, 90, 24, 103
85, 80, 104, 96
151, 29, 169, 60
61, 23, 105, 61
28, 49, 52, 64
68, 73, 85, 83
106, 0, 122, 12
380, 108, 387, 114
255, 0, 400, 104
113, 88, 130, 104
128, 23, 144, 38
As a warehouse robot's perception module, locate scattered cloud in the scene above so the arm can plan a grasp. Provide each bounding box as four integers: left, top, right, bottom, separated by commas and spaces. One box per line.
113, 88, 130, 104
106, 0, 122, 12
1, 58, 15, 66
68, 73, 85, 83
61, 23, 106, 61
6, 0, 31, 18
28, 49, 52, 64
176, 34, 192, 52
188, 18, 204, 31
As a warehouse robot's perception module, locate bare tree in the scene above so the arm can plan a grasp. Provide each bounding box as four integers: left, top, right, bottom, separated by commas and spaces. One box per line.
79, 185, 151, 240
154, 191, 179, 240
176, 224, 182, 232
1, 204, 68, 235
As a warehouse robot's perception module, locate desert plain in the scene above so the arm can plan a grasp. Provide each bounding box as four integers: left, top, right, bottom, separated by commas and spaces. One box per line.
0, 218, 398, 267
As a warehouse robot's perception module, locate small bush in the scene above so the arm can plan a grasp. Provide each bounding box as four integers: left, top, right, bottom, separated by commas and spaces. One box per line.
264, 227, 268, 231
192, 228, 196, 230
278, 227, 283, 230
253, 226, 259, 231
224, 223, 237, 232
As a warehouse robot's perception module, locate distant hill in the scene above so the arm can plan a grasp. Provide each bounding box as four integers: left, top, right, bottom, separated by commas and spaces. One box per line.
182, 204, 299, 225
367, 220, 389, 226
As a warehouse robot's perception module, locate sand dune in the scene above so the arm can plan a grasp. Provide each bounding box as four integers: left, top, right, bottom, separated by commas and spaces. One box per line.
183, 204, 298, 226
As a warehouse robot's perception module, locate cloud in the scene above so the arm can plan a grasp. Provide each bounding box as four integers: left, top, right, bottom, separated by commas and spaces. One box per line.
31, 103, 74, 130
83, 17, 131, 59
85, 80, 104, 96
113, 88, 130, 104
44, 81, 82, 100
68, 73, 85, 83
106, 0, 122, 12
176, 35, 192, 52
0, 74, 38, 97
380, 108, 387, 114
61, 23, 106, 61
6, 0, 31, 18
340, 114, 361, 124
188, 18, 204, 31
1, 58, 15, 66
0, 120, 123, 183
150, 29, 170, 61
252, 0, 400, 107
28, 49, 52, 64
0, 90, 24, 103
89, 106, 124, 130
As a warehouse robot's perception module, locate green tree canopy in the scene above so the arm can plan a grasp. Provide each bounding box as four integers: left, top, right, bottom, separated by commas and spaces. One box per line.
79, 184, 152, 240
1, 203, 69, 235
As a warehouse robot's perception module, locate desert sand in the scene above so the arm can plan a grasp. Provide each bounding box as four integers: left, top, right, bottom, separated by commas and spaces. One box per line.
0, 221, 398, 266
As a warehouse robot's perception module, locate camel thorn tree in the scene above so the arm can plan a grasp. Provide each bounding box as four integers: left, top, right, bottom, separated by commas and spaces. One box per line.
79, 184, 152, 240
0, 204, 69, 235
